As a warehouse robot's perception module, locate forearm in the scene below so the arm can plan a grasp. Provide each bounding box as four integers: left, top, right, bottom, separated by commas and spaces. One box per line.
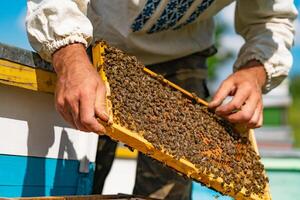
235, 0, 297, 93
52, 43, 91, 75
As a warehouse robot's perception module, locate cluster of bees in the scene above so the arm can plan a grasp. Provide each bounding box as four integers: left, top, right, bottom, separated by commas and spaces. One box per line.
103, 45, 269, 198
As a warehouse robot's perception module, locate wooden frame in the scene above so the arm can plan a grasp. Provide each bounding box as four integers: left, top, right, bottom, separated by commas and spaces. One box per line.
92, 42, 271, 200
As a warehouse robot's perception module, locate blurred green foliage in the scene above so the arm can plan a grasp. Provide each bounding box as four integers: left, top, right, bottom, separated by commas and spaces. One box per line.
207, 20, 234, 79
289, 76, 300, 147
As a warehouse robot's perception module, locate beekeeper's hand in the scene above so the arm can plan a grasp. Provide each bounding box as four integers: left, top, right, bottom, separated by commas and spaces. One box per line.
52, 43, 108, 133
208, 60, 266, 129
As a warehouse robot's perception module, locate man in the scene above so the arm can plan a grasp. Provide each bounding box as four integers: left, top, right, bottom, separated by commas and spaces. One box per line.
26, 0, 297, 199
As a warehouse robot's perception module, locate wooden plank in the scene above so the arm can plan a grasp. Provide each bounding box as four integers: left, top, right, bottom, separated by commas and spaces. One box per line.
143, 68, 209, 106
0, 59, 56, 93
0, 42, 53, 72
10, 194, 157, 200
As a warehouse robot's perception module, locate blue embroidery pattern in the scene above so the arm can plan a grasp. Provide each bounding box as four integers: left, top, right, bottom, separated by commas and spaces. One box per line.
131, 0, 161, 32
131, 0, 215, 33
173, 0, 214, 30
148, 0, 194, 33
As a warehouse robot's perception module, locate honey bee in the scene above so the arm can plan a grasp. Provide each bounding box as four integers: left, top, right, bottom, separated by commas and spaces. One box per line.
103, 44, 268, 197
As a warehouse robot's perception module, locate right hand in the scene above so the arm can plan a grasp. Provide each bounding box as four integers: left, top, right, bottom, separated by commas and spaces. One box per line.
52, 43, 108, 133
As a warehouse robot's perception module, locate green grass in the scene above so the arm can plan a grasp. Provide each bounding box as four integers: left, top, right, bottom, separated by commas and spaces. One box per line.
289, 76, 300, 147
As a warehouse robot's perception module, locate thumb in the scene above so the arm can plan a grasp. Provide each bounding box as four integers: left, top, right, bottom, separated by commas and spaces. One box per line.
95, 82, 110, 123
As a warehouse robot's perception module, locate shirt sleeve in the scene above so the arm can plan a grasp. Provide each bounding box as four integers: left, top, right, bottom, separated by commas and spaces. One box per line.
26, 0, 93, 62
234, 0, 298, 93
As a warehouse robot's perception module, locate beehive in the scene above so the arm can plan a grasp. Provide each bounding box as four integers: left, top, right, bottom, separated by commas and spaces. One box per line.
92, 42, 271, 200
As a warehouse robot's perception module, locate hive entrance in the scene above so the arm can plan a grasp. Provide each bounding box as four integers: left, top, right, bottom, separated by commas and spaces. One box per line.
94, 42, 270, 200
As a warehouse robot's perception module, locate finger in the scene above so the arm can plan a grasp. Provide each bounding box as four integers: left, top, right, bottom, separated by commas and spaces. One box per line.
208, 80, 236, 109
215, 85, 251, 116
55, 93, 77, 129
66, 99, 89, 131
226, 93, 259, 123
79, 90, 105, 133
61, 107, 77, 129
247, 102, 262, 129
256, 110, 264, 128
94, 84, 108, 133
95, 84, 109, 123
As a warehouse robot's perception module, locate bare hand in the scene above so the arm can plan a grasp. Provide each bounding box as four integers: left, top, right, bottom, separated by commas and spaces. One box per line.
52, 43, 108, 133
208, 61, 267, 129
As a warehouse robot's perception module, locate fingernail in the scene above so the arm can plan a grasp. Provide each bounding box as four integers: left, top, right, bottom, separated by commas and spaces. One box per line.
100, 112, 109, 122
208, 101, 216, 107
99, 126, 107, 134
215, 107, 221, 114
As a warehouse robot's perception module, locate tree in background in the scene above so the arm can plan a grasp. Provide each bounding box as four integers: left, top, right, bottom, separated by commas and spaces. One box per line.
289, 76, 300, 147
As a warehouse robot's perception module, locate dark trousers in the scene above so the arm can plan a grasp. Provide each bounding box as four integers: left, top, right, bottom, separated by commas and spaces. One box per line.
93, 52, 209, 200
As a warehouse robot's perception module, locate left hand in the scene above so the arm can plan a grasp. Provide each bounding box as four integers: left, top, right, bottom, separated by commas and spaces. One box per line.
208, 60, 267, 129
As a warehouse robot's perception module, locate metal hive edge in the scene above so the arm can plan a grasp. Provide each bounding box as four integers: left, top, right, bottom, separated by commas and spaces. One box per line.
0, 42, 53, 71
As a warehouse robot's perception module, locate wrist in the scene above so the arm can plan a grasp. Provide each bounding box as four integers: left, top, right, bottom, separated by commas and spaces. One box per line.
52, 43, 90, 75
239, 60, 267, 89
